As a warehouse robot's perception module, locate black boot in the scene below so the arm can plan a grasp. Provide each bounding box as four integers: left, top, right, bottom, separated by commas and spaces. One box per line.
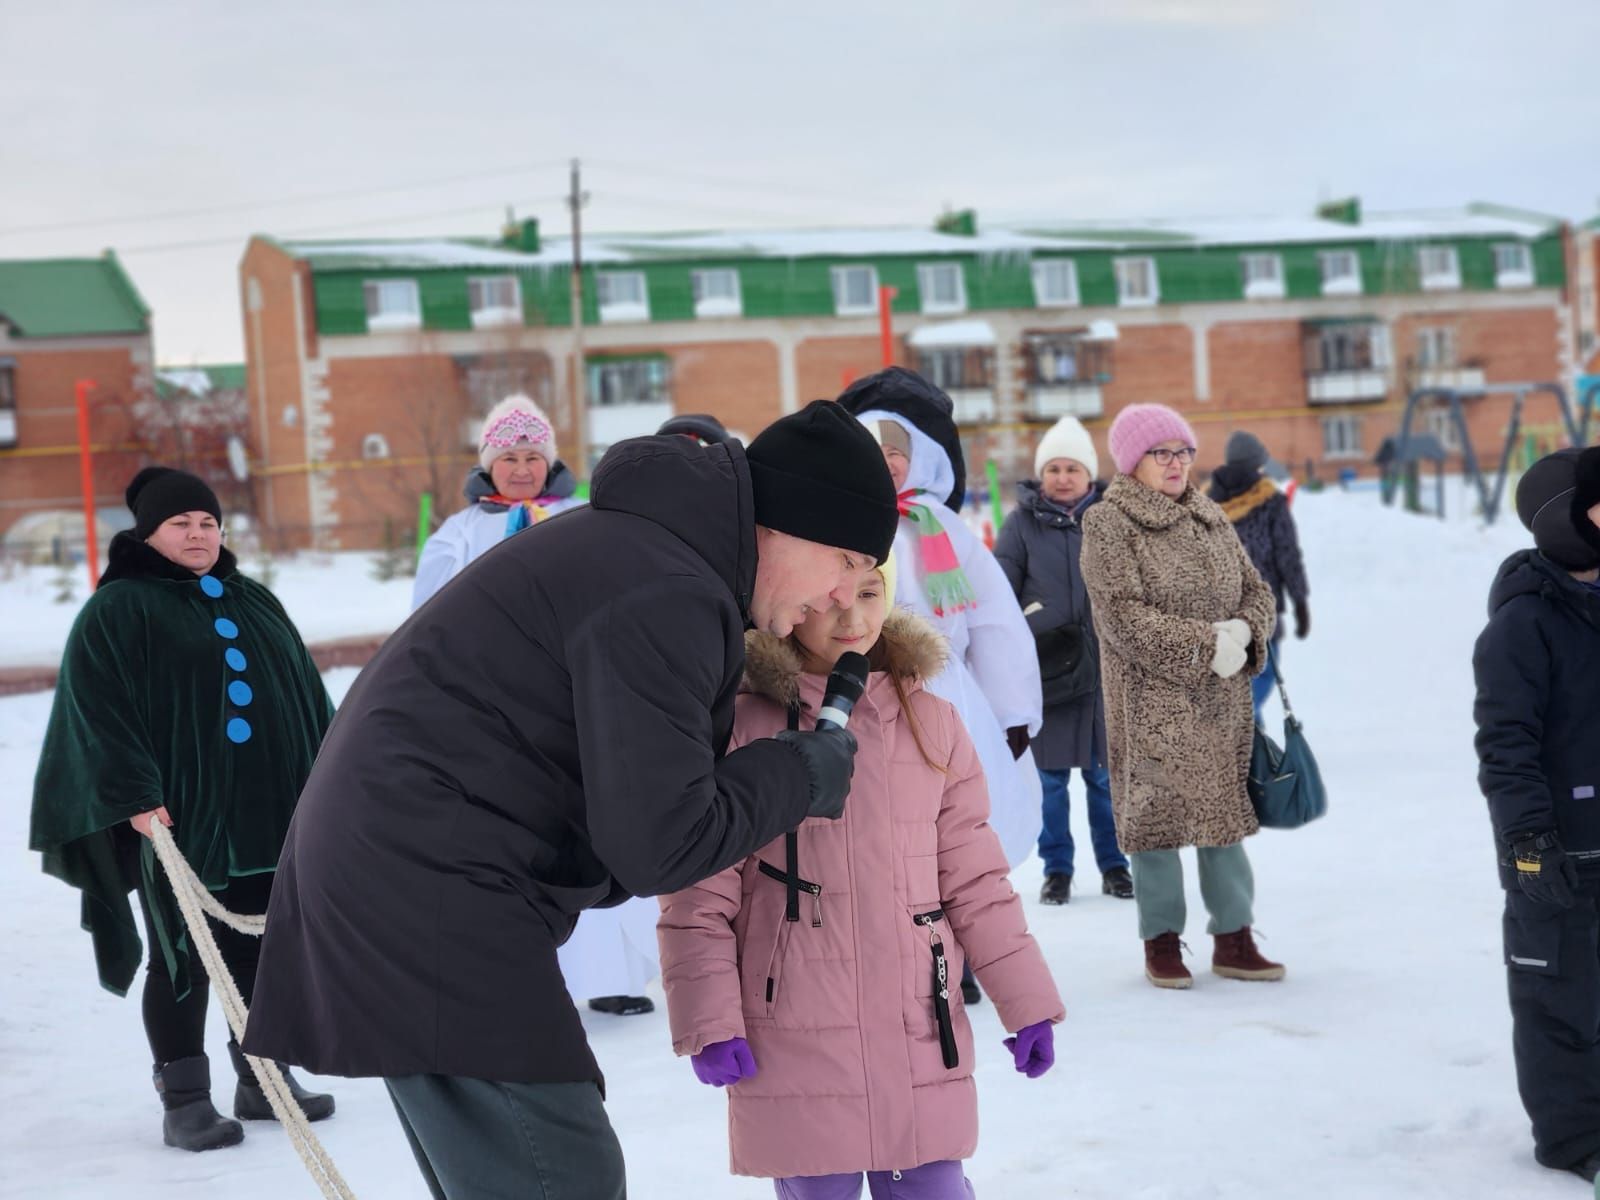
586, 995, 655, 1016
1039, 874, 1072, 905
154, 1056, 244, 1151
228, 1039, 335, 1122
1101, 867, 1135, 899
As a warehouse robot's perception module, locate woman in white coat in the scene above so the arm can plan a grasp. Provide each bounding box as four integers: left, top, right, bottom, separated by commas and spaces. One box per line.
411, 394, 660, 1016
839, 368, 1044, 1001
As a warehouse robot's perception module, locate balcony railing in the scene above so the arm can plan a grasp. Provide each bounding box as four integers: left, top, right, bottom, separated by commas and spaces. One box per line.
1307, 370, 1387, 404
1029, 384, 1104, 420
1414, 366, 1486, 393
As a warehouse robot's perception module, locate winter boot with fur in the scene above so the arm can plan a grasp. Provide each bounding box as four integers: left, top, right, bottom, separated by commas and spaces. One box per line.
154, 1055, 244, 1151
1212, 927, 1286, 981
1143, 932, 1192, 989
228, 1039, 336, 1122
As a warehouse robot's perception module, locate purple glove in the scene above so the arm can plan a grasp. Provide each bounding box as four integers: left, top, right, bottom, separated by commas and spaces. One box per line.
1003, 1020, 1055, 1079
690, 1037, 758, 1087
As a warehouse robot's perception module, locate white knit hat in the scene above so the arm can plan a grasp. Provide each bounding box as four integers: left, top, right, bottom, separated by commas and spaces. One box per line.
479, 394, 557, 472
1033, 416, 1099, 479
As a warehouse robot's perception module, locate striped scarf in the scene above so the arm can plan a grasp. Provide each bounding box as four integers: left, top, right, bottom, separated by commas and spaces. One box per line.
481, 494, 554, 538
897, 490, 977, 617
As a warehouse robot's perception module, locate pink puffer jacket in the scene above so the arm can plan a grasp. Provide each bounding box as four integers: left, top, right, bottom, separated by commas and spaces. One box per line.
658, 612, 1064, 1179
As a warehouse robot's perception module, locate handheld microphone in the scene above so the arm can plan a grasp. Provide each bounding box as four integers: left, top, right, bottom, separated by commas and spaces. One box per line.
815, 652, 870, 731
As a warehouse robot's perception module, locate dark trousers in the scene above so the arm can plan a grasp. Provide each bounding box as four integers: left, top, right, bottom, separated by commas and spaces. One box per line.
136, 871, 272, 1066
385, 1074, 626, 1200
1504, 882, 1600, 1169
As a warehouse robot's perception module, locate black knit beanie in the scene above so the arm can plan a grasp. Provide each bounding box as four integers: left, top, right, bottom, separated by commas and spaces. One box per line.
1225, 431, 1269, 473
745, 400, 899, 562
1515, 448, 1599, 571
127, 466, 222, 539
1576, 446, 1600, 557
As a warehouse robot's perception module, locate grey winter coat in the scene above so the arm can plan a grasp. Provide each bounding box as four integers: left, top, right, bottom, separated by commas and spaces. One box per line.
1081, 477, 1277, 854
994, 481, 1106, 771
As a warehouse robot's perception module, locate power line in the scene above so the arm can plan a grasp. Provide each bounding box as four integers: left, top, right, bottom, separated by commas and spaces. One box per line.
0, 161, 570, 240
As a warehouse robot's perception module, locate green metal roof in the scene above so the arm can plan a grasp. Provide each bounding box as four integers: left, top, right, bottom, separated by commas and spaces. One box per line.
0, 252, 150, 338
154, 363, 247, 399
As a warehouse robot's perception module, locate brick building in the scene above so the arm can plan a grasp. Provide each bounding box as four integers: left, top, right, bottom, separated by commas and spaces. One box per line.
241, 202, 1585, 550
0, 253, 153, 558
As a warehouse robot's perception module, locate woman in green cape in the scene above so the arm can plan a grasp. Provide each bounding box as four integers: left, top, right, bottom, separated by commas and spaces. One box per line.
29, 466, 336, 1152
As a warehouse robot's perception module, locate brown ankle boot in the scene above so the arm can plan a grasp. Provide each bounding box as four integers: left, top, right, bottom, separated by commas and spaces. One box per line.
1212, 927, 1285, 981
1143, 932, 1192, 989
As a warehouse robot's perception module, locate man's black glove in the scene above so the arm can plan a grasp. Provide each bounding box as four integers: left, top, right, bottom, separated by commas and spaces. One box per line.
1293, 600, 1311, 640
775, 727, 858, 820
1006, 725, 1031, 761
1509, 831, 1579, 908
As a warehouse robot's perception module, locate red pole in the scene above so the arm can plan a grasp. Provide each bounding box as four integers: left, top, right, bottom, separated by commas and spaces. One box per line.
74, 379, 99, 592
878, 285, 897, 368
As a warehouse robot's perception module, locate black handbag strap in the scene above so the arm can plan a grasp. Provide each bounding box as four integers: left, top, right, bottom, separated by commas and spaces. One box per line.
1266, 640, 1296, 720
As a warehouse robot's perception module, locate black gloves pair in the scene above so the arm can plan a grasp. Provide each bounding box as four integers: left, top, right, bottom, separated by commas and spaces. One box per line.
1510, 831, 1580, 908
775, 728, 858, 820
1293, 599, 1311, 640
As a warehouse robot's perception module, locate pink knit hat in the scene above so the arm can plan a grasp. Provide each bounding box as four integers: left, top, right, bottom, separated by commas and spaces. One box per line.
1108, 403, 1198, 476
479, 394, 557, 472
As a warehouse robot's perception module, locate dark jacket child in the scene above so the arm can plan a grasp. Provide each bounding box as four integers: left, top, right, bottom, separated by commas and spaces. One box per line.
1472, 446, 1600, 1182
995, 416, 1130, 905
1207, 431, 1310, 716
29, 467, 335, 1152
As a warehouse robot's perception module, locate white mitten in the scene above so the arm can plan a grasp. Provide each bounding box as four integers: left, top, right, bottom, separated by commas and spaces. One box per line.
1210, 629, 1248, 678
1213, 618, 1251, 649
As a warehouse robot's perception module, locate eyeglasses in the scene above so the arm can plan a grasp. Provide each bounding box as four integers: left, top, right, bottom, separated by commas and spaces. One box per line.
1145, 447, 1197, 466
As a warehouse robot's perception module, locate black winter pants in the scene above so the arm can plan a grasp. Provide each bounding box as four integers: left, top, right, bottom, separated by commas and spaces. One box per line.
1504, 882, 1600, 1169
136, 871, 273, 1067
384, 1075, 626, 1200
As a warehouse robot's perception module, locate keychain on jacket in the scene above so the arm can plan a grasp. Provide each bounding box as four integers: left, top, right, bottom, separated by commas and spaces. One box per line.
914, 908, 959, 1069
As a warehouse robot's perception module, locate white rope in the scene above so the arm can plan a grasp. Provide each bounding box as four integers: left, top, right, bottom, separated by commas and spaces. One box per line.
148, 822, 357, 1200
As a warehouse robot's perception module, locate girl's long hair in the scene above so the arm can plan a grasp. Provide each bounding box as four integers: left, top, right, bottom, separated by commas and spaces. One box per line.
866, 637, 948, 775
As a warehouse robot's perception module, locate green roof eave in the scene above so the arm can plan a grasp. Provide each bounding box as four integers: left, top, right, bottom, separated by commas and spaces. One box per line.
0, 254, 151, 337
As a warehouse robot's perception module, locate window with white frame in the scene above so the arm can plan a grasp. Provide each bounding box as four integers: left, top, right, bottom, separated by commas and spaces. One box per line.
1031, 259, 1080, 307
1416, 326, 1457, 369
0, 359, 15, 448
1306, 321, 1391, 372
1493, 242, 1534, 288
595, 271, 649, 322
911, 346, 991, 391
1114, 257, 1158, 306
831, 265, 879, 316
1319, 251, 1361, 296
1241, 253, 1285, 300
1418, 245, 1461, 291
916, 262, 967, 314
468, 275, 521, 327
1321, 414, 1363, 460
363, 279, 421, 331
588, 357, 671, 407
1024, 332, 1112, 386
690, 268, 742, 318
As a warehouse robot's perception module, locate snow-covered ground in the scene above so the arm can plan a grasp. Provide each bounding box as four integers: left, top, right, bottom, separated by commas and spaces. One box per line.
2, 483, 1589, 1198
0, 551, 415, 669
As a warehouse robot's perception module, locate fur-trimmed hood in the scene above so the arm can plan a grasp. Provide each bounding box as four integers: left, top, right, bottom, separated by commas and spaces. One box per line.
741, 609, 949, 709
1214, 476, 1279, 524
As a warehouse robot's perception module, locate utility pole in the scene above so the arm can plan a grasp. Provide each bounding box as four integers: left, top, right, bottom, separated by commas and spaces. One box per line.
567, 158, 590, 472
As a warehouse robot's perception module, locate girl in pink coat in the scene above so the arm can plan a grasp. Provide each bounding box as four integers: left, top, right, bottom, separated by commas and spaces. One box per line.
658, 558, 1065, 1199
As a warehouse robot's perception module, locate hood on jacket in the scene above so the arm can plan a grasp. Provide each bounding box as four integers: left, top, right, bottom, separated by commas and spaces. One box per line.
1213, 476, 1279, 523
1207, 462, 1270, 505
740, 610, 949, 710
99, 530, 239, 587
1103, 475, 1227, 532
1487, 548, 1600, 628
837, 367, 967, 511
589, 434, 757, 622
1015, 478, 1104, 527
461, 459, 579, 508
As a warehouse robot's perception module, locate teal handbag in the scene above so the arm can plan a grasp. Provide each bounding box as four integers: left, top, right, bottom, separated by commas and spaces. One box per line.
1248, 642, 1328, 829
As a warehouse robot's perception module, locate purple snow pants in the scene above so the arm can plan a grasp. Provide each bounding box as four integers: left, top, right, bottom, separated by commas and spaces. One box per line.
774, 1160, 975, 1199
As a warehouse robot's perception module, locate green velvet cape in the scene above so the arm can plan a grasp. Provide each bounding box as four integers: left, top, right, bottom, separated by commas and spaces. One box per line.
29, 534, 334, 998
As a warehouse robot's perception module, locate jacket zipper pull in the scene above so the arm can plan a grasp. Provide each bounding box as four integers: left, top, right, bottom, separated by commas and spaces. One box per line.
808, 882, 823, 928
929, 932, 959, 1070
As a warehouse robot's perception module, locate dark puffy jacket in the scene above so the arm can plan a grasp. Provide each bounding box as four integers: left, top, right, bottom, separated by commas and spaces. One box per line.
1208, 466, 1309, 618
1473, 549, 1600, 887
993, 481, 1105, 770
244, 436, 813, 1086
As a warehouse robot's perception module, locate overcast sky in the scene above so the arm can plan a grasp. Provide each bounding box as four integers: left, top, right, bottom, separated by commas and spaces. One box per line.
3, 0, 1596, 364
